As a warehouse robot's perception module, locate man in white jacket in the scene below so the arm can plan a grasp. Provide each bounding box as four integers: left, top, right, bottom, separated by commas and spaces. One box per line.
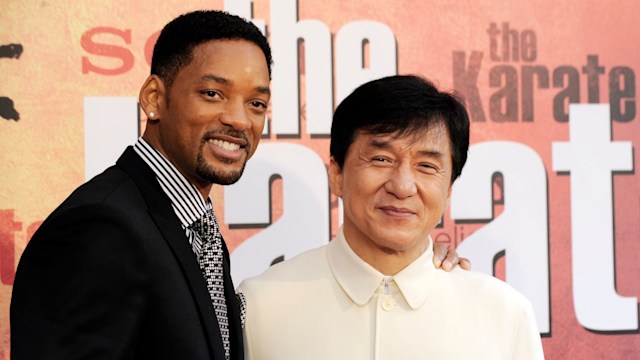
239, 75, 545, 359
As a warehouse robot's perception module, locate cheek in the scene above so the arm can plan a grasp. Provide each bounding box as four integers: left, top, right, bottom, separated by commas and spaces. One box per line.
248, 121, 265, 151
429, 187, 451, 211
248, 138, 261, 158
343, 181, 376, 212
444, 192, 451, 209
248, 112, 265, 132
253, 119, 265, 139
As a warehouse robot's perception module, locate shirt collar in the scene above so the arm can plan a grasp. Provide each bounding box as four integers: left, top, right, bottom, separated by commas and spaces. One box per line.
327, 226, 437, 310
133, 137, 209, 228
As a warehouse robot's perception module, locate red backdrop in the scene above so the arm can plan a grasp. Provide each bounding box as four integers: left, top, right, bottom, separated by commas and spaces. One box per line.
1, 1, 638, 358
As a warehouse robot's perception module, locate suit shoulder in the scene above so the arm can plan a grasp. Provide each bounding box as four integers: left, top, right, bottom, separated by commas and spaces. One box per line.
30, 165, 154, 253
39, 167, 152, 233
62, 166, 143, 209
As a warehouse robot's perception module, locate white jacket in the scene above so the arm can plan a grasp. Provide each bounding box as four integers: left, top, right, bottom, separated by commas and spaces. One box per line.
238, 227, 545, 360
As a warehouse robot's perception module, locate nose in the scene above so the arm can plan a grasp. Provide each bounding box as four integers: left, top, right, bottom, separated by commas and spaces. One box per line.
384, 162, 417, 199
220, 100, 251, 131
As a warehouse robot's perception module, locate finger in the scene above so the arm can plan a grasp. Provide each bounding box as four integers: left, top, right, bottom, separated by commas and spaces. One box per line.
442, 248, 459, 272
460, 257, 472, 271
432, 242, 449, 268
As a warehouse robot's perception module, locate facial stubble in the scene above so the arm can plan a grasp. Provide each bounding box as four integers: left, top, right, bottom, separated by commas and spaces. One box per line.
195, 144, 248, 185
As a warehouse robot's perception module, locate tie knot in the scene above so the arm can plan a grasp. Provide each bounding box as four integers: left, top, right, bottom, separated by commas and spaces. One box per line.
192, 210, 217, 244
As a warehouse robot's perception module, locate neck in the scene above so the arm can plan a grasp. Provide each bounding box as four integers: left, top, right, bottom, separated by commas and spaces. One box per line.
344, 235, 428, 276
195, 184, 213, 202
142, 132, 212, 201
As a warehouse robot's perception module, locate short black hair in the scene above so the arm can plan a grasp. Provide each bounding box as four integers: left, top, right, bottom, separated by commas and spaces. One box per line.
330, 75, 470, 183
151, 10, 272, 89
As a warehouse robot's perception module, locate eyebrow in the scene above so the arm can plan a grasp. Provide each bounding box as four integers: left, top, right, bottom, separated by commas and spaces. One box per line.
200, 73, 271, 96
416, 150, 446, 159
368, 138, 445, 159
200, 73, 229, 84
369, 138, 391, 149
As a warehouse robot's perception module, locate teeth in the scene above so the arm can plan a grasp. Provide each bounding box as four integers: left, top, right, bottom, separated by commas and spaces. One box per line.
210, 139, 240, 151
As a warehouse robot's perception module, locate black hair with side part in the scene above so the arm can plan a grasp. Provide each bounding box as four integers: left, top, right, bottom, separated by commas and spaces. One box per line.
330, 75, 470, 183
151, 10, 272, 89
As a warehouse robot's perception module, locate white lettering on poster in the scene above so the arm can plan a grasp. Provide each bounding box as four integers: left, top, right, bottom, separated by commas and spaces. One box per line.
451, 141, 550, 333
225, 143, 330, 284
335, 20, 397, 104
269, 0, 332, 136
230, 0, 396, 136
553, 104, 638, 331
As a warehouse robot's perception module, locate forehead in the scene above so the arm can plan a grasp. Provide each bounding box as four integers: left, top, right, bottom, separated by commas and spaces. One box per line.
353, 122, 451, 154
179, 39, 270, 83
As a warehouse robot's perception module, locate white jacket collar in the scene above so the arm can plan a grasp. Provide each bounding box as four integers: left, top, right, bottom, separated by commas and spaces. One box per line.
327, 226, 438, 310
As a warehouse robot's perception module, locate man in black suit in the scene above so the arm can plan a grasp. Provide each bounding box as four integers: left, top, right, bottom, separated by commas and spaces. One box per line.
10, 10, 465, 360
11, 10, 271, 359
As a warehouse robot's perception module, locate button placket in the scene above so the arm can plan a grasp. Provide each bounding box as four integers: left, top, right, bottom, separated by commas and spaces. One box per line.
381, 296, 395, 311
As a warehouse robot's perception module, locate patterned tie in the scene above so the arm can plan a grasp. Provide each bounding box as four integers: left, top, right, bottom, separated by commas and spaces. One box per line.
191, 209, 230, 359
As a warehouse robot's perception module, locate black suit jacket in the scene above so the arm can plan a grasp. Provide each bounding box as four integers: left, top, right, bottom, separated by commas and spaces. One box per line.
11, 147, 243, 359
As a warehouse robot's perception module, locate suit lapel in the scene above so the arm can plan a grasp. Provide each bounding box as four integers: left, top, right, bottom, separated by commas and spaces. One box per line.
116, 147, 226, 360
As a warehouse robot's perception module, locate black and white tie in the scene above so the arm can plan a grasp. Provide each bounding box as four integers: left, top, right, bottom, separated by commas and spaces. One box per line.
191, 209, 230, 359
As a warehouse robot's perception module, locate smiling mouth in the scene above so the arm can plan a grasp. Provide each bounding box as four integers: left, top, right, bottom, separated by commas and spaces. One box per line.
209, 138, 241, 151
379, 206, 416, 217
205, 136, 248, 162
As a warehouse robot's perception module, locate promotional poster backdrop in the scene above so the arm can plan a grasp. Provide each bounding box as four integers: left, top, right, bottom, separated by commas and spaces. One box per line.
1, 1, 639, 358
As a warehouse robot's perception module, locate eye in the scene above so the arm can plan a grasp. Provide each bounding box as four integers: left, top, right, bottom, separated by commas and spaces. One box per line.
248, 100, 268, 115
418, 163, 439, 174
201, 90, 221, 98
371, 156, 392, 165
250, 100, 268, 109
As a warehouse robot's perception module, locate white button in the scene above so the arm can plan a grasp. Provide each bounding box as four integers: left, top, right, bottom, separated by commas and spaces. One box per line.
382, 298, 394, 311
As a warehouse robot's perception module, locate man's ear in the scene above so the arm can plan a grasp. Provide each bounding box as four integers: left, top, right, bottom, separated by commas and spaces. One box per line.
139, 75, 165, 119
328, 157, 343, 198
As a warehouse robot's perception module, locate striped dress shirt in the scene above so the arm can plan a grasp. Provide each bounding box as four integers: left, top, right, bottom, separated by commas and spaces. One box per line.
133, 138, 210, 255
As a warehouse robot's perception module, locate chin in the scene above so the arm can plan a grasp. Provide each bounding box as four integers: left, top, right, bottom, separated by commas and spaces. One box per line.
196, 164, 245, 185
381, 234, 425, 250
